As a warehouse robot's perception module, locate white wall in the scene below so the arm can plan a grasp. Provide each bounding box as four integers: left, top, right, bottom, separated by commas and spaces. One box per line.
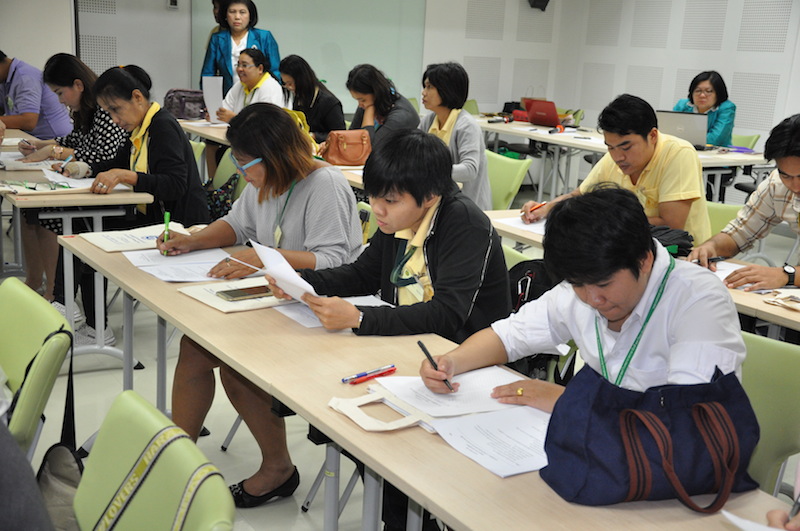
0, 0, 75, 68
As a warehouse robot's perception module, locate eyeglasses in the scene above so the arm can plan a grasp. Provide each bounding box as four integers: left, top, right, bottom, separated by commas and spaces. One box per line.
236, 63, 256, 69
5, 180, 72, 191
693, 88, 715, 95
229, 151, 262, 175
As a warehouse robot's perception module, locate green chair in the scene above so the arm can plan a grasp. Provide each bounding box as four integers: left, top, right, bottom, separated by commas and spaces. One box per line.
706, 201, 741, 235
741, 332, 800, 496
213, 147, 248, 202
0, 277, 71, 459
486, 149, 533, 210
189, 140, 207, 183
357, 201, 378, 244
463, 99, 480, 115
502, 244, 529, 269
406, 97, 420, 113
732, 134, 760, 150
74, 391, 235, 530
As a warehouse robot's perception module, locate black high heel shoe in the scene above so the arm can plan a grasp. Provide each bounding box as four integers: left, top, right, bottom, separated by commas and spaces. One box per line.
229, 467, 300, 508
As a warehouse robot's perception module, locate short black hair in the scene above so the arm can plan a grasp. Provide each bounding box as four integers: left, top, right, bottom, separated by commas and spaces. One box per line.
764, 114, 800, 161
363, 129, 453, 206
220, 0, 258, 30
544, 185, 656, 285
0, 50, 6, 61
239, 48, 269, 72
95, 64, 152, 102
422, 62, 469, 110
688, 70, 729, 106
346, 64, 399, 119
597, 94, 657, 140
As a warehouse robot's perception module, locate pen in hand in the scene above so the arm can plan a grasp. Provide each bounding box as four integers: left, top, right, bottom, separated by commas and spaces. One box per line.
223, 255, 265, 272
59, 155, 73, 174
521, 201, 547, 217
163, 211, 170, 256
418, 340, 454, 392
691, 256, 727, 264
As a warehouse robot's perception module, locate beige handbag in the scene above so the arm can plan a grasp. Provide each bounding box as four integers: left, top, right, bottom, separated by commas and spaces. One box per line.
319, 130, 372, 166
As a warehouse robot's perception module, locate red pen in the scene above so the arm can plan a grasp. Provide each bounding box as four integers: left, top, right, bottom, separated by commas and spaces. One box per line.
348, 366, 397, 385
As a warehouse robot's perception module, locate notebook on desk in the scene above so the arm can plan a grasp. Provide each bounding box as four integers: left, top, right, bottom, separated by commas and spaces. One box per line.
656, 110, 708, 149
525, 99, 561, 127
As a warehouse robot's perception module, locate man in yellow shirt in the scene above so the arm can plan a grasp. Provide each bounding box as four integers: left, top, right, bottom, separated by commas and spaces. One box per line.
522, 93, 711, 245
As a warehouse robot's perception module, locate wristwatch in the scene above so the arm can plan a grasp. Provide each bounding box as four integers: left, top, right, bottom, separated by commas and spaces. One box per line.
784, 264, 796, 286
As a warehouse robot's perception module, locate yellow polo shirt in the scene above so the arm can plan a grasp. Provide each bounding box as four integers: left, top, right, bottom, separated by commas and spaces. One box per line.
427, 109, 461, 146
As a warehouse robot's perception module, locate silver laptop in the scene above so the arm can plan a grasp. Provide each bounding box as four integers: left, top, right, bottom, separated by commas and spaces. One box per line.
656, 110, 707, 148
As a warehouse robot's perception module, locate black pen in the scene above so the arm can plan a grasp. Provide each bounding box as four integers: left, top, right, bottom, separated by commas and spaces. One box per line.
418, 340, 454, 392
790, 492, 800, 518
691, 256, 727, 264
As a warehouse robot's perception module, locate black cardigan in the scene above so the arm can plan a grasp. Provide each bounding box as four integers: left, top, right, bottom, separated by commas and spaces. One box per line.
92, 108, 210, 227
301, 186, 511, 344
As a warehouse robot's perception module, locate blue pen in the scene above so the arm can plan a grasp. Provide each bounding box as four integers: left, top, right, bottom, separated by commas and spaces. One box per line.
341, 364, 395, 383
59, 154, 73, 174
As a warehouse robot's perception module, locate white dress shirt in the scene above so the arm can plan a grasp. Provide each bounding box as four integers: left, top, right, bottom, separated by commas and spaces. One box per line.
222, 75, 283, 114
492, 241, 745, 391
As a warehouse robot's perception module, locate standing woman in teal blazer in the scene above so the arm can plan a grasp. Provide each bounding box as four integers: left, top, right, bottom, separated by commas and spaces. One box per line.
201, 0, 281, 95
673, 70, 736, 147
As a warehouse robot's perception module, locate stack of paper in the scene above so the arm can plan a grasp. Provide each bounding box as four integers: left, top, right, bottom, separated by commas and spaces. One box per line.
124, 248, 233, 282
81, 222, 190, 252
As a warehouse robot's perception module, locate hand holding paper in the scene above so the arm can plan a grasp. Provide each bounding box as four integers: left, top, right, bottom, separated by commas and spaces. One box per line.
251, 240, 320, 304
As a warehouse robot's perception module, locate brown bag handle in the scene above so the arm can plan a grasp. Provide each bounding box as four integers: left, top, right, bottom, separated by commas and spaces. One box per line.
619, 402, 739, 513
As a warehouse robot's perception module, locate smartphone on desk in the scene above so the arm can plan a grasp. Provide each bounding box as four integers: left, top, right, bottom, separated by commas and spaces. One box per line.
216, 285, 272, 301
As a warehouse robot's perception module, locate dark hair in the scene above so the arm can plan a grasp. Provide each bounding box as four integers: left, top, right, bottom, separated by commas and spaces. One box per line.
687, 70, 729, 106
220, 0, 258, 30
363, 129, 453, 206
764, 114, 800, 161
346, 64, 399, 119
0, 50, 6, 61
95, 65, 152, 102
422, 62, 469, 110
226, 103, 314, 201
544, 185, 656, 285
239, 48, 269, 73
43, 53, 98, 133
597, 94, 657, 140
279, 55, 330, 108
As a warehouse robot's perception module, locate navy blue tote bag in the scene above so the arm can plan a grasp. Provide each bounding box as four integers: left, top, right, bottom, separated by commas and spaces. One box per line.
539, 365, 759, 512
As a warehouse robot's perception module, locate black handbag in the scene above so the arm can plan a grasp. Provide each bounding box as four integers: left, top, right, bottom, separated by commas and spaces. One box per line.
539, 365, 759, 512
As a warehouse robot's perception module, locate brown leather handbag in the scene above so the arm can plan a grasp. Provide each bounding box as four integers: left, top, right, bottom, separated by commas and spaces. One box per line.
319, 130, 371, 166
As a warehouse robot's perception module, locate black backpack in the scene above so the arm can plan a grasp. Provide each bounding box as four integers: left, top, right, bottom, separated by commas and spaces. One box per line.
506, 259, 576, 385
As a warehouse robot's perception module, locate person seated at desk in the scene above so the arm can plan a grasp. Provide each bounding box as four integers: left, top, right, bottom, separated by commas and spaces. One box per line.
157, 103, 362, 509
270, 129, 510, 531
58, 64, 209, 345
0, 50, 72, 139
421, 185, 745, 413
345, 64, 419, 150
673, 70, 735, 148
201, 0, 281, 95
522, 93, 711, 246
688, 114, 800, 292
16, 53, 127, 304
279, 54, 345, 144
419, 62, 491, 210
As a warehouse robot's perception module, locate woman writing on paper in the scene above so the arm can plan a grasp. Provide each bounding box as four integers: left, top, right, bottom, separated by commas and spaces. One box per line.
280, 55, 345, 143
15, 53, 126, 313
157, 103, 362, 509
346, 64, 419, 149
201, 0, 281, 96
419, 62, 491, 210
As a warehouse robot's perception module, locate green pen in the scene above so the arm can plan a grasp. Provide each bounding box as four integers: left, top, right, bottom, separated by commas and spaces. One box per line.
163, 211, 170, 256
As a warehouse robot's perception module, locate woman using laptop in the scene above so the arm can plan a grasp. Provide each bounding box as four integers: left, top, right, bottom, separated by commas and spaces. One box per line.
673, 70, 736, 147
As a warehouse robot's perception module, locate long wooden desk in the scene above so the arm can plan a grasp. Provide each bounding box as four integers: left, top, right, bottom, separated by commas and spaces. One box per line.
58, 235, 787, 530
479, 119, 768, 202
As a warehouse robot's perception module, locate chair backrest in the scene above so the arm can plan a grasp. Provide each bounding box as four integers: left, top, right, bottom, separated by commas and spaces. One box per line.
357, 201, 378, 244
463, 99, 480, 115
486, 150, 533, 210
0, 277, 71, 454
706, 201, 742, 235
502, 244, 529, 270
406, 97, 420, 113
74, 391, 234, 530
213, 147, 249, 201
732, 133, 760, 150
741, 331, 800, 495
556, 107, 584, 127
189, 140, 205, 164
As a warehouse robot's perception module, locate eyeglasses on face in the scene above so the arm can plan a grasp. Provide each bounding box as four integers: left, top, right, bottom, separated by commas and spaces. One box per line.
229, 151, 262, 175
693, 88, 715, 95
236, 63, 256, 69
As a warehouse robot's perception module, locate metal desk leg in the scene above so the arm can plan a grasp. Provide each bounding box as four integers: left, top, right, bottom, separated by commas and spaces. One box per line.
157, 315, 167, 412
551, 146, 562, 199
361, 466, 383, 531
123, 293, 134, 391
537, 146, 547, 203
323, 444, 341, 531
406, 499, 423, 531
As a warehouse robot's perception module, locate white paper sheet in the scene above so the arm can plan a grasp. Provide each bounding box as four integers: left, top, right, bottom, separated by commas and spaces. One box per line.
41, 169, 129, 191
493, 216, 546, 236
0, 151, 23, 161
251, 240, 319, 303
81, 222, 189, 252
274, 295, 390, 328
2, 138, 25, 146
178, 277, 290, 313
431, 406, 550, 477
376, 366, 525, 417
721, 510, 775, 531
123, 248, 233, 282
202, 76, 224, 123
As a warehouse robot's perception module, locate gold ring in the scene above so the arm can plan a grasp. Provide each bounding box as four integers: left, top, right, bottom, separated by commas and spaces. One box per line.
516, 387, 524, 396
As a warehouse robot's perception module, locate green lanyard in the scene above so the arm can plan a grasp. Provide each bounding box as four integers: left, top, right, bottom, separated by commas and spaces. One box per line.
273, 179, 297, 248
595, 255, 675, 386
389, 240, 418, 287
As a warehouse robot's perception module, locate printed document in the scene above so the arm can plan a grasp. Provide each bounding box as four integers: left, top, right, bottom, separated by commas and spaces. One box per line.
81, 222, 189, 252
123, 248, 231, 282
202, 76, 224, 124
251, 240, 319, 302
274, 295, 391, 328
494, 215, 546, 236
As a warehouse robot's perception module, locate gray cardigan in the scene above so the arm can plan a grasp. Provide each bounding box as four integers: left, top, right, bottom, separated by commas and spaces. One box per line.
420, 111, 492, 211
